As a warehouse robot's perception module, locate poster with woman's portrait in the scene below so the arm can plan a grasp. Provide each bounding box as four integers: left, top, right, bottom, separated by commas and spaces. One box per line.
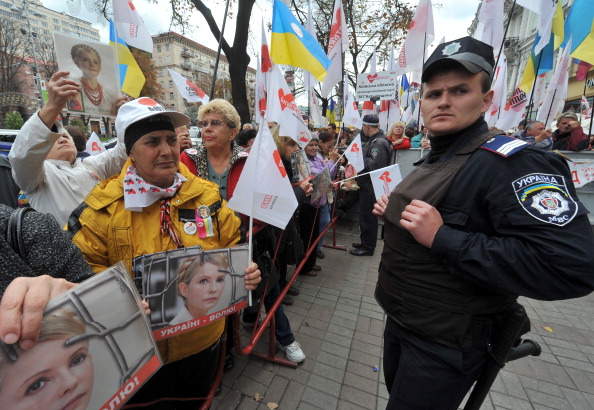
290, 150, 311, 183
311, 167, 332, 203
53, 33, 119, 117
0, 263, 161, 410
133, 245, 249, 341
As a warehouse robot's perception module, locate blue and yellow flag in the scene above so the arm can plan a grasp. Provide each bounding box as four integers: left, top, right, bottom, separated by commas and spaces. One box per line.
270, 0, 331, 82
109, 20, 146, 98
326, 97, 336, 124
563, 0, 594, 65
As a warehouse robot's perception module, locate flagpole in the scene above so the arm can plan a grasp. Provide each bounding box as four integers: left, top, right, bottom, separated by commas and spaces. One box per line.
209, 0, 231, 98
543, 88, 557, 127
524, 51, 544, 122
416, 32, 428, 128
247, 215, 253, 306
492, 0, 516, 86
111, 21, 123, 98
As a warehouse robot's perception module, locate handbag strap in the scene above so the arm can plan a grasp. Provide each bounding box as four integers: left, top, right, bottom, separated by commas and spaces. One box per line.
6, 207, 35, 263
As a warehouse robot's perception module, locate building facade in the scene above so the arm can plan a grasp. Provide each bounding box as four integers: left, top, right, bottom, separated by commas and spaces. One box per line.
152, 31, 256, 122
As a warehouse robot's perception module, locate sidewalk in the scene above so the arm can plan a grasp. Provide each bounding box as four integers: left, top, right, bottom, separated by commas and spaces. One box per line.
212, 220, 594, 410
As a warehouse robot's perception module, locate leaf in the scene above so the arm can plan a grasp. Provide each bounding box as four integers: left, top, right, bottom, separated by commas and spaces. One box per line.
543, 326, 554, 333
254, 392, 263, 402
267, 403, 279, 409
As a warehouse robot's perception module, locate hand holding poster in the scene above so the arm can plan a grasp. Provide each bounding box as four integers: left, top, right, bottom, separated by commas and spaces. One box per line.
370, 164, 403, 199
134, 245, 249, 341
0, 263, 161, 410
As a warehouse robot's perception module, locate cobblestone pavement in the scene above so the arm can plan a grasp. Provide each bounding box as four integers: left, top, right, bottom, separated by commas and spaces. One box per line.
212, 220, 594, 410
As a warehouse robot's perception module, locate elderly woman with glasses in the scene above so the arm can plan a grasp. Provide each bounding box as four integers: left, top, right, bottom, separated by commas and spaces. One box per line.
180, 99, 247, 201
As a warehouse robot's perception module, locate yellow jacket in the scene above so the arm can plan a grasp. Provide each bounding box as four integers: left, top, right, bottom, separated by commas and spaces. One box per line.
70, 159, 241, 362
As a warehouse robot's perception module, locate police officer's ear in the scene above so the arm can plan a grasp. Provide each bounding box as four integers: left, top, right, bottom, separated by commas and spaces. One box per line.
480, 90, 495, 115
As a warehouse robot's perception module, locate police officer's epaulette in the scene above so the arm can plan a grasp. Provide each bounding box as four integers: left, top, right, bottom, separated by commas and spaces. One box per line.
479, 135, 528, 157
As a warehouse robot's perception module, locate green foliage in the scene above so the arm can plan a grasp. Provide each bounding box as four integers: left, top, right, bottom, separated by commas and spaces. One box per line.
4, 111, 24, 129
69, 118, 88, 133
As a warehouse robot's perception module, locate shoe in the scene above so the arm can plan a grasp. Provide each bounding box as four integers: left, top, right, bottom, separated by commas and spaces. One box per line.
352, 242, 363, 249
312, 265, 322, 271
288, 285, 300, 296
215, 383, 222, 396
280, 341, 306, 363
224, 353, 234, 373
301, 270, 318, 277
282, 295, 294, 306
350, 248, 374, 256
317, 250, 325, 259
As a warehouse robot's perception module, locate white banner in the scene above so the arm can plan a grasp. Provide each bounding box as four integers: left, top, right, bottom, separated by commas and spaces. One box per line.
85, 131, 105, 156
344, 134, 364, 172
356, 71, 398, 100
168, 68, 209, 104
569, 161, 594, 188
112, 0, 153, 53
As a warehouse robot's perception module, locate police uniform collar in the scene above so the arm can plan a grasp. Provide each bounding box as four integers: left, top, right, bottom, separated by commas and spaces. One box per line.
425, 119, 489, 163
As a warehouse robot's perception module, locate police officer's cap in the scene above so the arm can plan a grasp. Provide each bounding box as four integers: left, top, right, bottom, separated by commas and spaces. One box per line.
362, 114, 379, 126
422, 36, 495, 83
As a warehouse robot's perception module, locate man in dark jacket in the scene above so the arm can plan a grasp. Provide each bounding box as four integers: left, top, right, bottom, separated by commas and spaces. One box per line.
351, 114, 392, 256
551, 111, 589, 151
375, 37, 594, 409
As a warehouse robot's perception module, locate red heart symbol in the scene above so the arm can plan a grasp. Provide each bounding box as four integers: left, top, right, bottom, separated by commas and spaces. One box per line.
138, 97, 158, 106
351, 143, 360, 152
261, 45, 272, 72
278, 89, 295, 111
367, 74, 378, 83
379, 171, 392, 183
273, 150, 287, 178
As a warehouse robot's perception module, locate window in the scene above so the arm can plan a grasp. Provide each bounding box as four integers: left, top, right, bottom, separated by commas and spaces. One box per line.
165, 43, 170, 51
158, 57, 162, 65
166, 55, 172, 63
168, 80, 173, 88
169, 92, 174, 100
157, 45, 161, 52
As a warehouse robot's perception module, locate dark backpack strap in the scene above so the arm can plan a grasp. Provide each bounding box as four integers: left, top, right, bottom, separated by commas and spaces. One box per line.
7, 207, 35, 263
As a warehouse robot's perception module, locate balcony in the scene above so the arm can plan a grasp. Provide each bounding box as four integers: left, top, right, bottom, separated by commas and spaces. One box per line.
181, 49, 191, 58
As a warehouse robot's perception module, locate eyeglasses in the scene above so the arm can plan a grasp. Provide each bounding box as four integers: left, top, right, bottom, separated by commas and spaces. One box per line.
198, 119, 226, 128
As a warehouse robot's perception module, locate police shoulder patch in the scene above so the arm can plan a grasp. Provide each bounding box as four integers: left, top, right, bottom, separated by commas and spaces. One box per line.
370, 147, 379, 158
513, 173, 578, 226
480, 135, 528, 157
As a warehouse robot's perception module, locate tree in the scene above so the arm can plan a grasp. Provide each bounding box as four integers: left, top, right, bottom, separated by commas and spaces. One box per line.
0, 20, 27, 94
131, 48, 165, 100
4, 111, 24, 129
69, 118, 88, 133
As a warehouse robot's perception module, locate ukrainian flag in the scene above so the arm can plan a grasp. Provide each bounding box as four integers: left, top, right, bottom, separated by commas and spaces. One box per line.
563, 0, 594, 65
109, 20, 146, 98
270, 0, 331, 82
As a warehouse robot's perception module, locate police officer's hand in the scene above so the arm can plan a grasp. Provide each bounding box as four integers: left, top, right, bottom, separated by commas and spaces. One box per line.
243, 262, 262, 290
0, 275, 76, 349
400, 199, 443, 248
373, 194, 389, 218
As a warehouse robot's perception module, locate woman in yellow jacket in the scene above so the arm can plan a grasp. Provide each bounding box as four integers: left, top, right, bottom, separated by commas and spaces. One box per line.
68, 98, 261, 409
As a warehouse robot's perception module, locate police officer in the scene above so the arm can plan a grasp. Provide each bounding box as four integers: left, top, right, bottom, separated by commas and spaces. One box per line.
350, 114, 391, 256
375, 37, 594, 409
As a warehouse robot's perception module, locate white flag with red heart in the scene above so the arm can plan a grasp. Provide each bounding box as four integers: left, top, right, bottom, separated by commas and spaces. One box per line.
85, 131, 105, 156
168, 68, 209, 104
266, 65, 311, 148
369, 164, 402, 199
344, 134, 364, 173
227, 121, 298, 229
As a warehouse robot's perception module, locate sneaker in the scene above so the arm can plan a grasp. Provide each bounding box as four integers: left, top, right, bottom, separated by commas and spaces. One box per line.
282, 295, 294, 306
288, 285, 300, 296
280, 341, 306, 363
317, 250, 325, 259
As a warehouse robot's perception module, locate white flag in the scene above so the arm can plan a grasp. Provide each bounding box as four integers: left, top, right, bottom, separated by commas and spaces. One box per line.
227, 123, 298, 230
266, 65, 311, 148
370, 164, 402, 199
342, 89, 362, 129
473, 0, 504, 51
395, 0, 434, 77
496, 86, 531, 131
112, 0, 153, 53
85, 131, 105, 156
581, 95, 592, 119
536, 38, 572, 128
167, 68, 209, 104
344, 134, 364, 173
485, 55, 508, 127
321, 0, 348, 97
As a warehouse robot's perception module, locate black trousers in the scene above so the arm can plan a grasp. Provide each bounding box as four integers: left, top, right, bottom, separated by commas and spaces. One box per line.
358, 186, 378, 251
127, 339, 220, 409
298, 203, 319, 272
383, 317, 489, 410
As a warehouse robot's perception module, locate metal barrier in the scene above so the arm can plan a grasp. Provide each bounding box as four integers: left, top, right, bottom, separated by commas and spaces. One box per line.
394, 149, 594, 225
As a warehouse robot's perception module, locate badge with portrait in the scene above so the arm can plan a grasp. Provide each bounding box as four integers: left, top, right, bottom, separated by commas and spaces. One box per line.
290, 150, 312, 183
133, 245, 249, 341
310, 167, 332, 203
0, 263, 162, 410
53, 32, 119, 117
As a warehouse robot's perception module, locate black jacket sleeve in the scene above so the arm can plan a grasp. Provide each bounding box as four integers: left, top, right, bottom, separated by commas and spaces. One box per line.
431, 149, 594, 301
